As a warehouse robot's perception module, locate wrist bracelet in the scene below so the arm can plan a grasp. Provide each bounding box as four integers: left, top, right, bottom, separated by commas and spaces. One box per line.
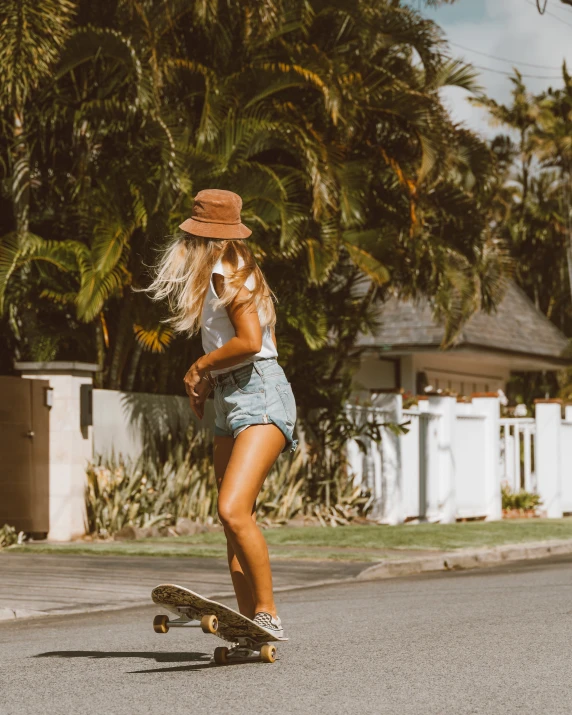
202, 373, 216, 389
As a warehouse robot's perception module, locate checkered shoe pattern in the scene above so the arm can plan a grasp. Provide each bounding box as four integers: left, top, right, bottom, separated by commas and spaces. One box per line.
253, 612, 284, 637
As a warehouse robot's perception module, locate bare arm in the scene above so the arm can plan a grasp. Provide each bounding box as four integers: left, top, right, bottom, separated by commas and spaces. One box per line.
184, 273, 262, 405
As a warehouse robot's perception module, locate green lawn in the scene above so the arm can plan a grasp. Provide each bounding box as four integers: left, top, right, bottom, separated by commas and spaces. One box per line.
263, 519, 572, 550
4, 518, 572, 562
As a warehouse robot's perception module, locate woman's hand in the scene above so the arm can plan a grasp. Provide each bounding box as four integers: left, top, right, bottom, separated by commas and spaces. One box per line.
183, 359, 205, 398
184, 358, 212, 419
188, 378, 211, 419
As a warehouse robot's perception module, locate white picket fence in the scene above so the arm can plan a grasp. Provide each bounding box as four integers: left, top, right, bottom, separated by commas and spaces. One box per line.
346, 395, 572, 523
499, 418, 536, 493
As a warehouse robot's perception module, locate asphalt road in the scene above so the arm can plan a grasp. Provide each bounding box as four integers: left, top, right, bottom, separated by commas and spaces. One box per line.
2, 555, 572, 715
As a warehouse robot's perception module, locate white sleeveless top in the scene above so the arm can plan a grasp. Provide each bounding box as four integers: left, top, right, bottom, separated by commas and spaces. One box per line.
201, 256, 278, 376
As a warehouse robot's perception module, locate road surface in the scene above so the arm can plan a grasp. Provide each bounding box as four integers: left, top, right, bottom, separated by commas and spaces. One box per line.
2, 555, 572, 714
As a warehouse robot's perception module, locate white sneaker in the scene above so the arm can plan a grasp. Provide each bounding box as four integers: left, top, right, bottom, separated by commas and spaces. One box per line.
253, 611, 284, 638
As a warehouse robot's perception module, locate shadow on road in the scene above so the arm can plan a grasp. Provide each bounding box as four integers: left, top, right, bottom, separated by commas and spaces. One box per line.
33, 650, 211, 665
33, 650, 271, 674
128, 663, 222, 673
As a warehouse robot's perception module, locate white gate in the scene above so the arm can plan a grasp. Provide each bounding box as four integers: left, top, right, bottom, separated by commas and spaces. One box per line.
499, 418, 536, 493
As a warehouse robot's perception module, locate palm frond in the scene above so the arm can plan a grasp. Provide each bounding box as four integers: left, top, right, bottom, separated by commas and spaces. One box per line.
133, 324, 174, 353
0, 0, 75, 106
342, 240, 390, 286
76, 263, 129, 323
0, 232, 21, 313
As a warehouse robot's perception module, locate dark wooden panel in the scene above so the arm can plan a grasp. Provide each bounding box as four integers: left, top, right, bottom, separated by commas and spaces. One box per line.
30, 379, 50, 533
0, 376, 49, 534
0, 483, 32, 526
0, 378, 32, 424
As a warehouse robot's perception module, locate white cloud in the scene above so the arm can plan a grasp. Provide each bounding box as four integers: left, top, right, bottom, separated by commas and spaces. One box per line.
430, 0, 572, 137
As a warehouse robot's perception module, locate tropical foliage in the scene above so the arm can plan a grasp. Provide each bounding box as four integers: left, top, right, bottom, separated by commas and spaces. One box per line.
470, 69, 572, 402
86, 425, 372, 536
0, 0, 517, 481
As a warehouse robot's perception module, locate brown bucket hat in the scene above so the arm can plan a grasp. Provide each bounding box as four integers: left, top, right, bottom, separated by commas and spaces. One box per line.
179, 189, 252, 240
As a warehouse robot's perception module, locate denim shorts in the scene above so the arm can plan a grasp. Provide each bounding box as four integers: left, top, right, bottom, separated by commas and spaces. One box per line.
213, 358, 298, 453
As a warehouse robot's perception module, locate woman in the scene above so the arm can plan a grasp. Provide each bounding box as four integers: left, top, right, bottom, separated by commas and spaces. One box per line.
147, 189, 297, 638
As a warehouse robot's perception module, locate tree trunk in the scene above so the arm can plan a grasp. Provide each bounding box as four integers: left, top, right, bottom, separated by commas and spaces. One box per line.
125, 342, 143, 392
157, 356, 170, 394
94, 317, 106, 389
12, 107, 30, 235
329, 281, 376, 384
565, 176, 572, 306
108, 293, 133, 390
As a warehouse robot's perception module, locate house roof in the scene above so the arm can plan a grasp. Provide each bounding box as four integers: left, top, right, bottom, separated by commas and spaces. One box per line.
356, 282, 571, 365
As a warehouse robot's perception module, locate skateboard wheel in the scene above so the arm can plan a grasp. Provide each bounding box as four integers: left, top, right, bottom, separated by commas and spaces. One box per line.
214, 647, 229, 665
260, 644, 276, 663
153, 615, 169, 634
200, 614, 218, 634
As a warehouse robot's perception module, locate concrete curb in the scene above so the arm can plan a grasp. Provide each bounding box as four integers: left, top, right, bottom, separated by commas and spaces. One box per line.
3, 539, 572, 622
0, 580, 357, 623
356, 538, 572, 581
0, 607, 48, 622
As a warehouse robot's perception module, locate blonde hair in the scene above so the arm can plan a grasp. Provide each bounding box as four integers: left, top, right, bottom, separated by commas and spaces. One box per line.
145, 235, 276, 336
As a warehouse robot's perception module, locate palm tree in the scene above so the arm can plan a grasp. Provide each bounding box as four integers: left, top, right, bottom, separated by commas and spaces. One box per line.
534, 67, 572, 303
0, 0, 509, 396
0, 0, 76, 234
476, 66, 572, 319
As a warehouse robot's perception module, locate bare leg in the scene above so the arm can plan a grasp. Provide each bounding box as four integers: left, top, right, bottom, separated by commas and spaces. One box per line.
213, 436, 256, 616
216, 424, 286, 618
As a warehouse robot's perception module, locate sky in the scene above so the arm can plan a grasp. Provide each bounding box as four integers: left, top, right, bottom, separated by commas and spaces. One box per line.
416, 0, 572, 138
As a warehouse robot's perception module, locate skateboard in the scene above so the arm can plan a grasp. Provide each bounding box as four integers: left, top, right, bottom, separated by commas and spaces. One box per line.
151, 583, 287, 665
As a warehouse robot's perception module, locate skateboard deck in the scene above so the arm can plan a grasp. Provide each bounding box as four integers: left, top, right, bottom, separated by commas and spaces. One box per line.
151, 583, 287, 665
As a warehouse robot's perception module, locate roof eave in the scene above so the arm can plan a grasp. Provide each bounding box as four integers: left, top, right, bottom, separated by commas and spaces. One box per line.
360, 342, 572, 368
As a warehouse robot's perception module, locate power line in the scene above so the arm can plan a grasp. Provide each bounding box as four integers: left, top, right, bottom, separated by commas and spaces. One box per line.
473, 64, 562, 80
541, 0, 572, 15
524, 0, 572, 28
448, 41, 562, 71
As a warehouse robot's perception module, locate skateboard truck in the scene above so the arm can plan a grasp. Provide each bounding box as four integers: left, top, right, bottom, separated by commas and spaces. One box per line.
153, 611, 217, 634
213, 641, 277, 665
152, 615, 200, 631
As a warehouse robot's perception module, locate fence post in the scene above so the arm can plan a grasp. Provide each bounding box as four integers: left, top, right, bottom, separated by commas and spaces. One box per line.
417, 397, 439, 522
455, 397, 473, 416
375, 391, 404, 525
471, 393, 502, 521
535, 399, 562, 518
428, 393, 456, 523
562, 405, 572, 514
344, 405, 363, 488
346, 437, 364, 487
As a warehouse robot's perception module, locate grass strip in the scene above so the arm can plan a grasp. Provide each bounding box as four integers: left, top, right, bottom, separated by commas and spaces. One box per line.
3, 519, 572, 560
262, 519, 572, 551
3, 543, 384, 562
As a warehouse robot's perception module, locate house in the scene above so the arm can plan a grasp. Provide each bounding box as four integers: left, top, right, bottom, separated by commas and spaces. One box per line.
353, 282, 571, 398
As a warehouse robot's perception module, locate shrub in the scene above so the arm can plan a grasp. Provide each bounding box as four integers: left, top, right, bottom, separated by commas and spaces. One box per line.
0, 524, 23, 549
501, 484, 542, 513
85, 425, 371, 537
86, 429, 217, 537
